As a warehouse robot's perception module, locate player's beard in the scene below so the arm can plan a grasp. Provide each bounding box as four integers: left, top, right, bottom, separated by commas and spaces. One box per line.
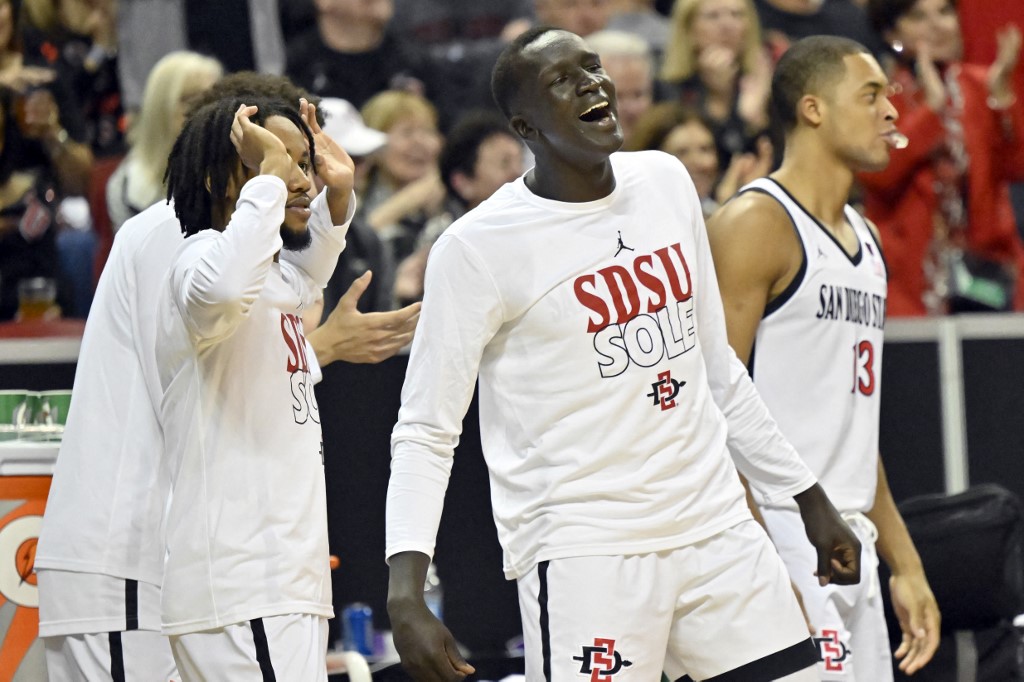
280, 224, 312, 252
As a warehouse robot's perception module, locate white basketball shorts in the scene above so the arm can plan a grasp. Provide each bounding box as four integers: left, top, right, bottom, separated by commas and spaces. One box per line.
763, 508, 892, 681
516, 519, 818, 681
169, 613, 329, 682
44, 629, 179, 681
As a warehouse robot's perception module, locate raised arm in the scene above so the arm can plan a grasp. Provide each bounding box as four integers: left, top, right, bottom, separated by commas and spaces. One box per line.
280, 99, 357, 303
170, 105, 294, 343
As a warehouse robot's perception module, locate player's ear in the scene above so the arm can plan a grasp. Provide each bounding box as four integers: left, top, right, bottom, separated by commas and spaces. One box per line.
798, 94, 825, 127
510, 114, 535, 142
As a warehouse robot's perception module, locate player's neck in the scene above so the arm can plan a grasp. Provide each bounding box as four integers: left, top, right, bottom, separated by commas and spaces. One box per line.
773, 147, 853, 227
526, 156, 616, 203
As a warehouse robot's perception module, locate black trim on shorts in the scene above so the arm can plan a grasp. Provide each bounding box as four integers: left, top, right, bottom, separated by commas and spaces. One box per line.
538, 561, 552, 681
108, 631, 126, 682
250, 618, 277, 681
124, 579, 139, 631
703, 637, 818, 681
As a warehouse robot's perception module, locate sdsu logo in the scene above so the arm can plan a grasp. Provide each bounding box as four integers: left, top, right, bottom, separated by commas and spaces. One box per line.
814, 629, 851, 672
280, 313, 320, 425
574, 242, 698, 380
573, 637, 633, 682
647, 370, 684, 411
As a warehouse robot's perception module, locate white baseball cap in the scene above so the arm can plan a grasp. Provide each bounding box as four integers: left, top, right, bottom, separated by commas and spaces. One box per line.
318, 97, 389, 157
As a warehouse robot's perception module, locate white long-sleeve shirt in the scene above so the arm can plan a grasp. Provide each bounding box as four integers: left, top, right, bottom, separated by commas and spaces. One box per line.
156, 175, 351, 634
387, 151, 816, 579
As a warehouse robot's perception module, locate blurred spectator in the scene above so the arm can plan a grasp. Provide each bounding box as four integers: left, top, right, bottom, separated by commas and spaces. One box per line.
755, 0, 885, 62
286, 0, 428, 111
586, 29, 655, 146
0, 0, 95, 317
861, 0, 1024, 315
392, 110, 525, 305
627, 101, 771, 217
317, 96, 392, 315
660, 0, 773, 166
605, 0, 670, 58
534, 0, 611, 37
359, 90, 445, 308
0, 0, 91, 197
21, 0, 124, 156
117, 0, 285, 110
957, 0, 1024, 241
106, 51, 223, 233
0, 87, 70, 320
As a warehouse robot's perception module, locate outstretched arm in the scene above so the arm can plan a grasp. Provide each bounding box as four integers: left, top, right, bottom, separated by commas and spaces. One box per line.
866, 456, 941, 674
307, 271, 420, 365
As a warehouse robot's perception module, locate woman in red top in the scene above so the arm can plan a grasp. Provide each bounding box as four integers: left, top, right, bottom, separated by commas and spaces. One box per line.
862, 0, 1024, 316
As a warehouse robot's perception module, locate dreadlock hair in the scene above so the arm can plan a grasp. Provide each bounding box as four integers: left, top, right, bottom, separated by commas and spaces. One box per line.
165, 95, 315, 237
186, 71, 325, 127
491, 25, 563, 121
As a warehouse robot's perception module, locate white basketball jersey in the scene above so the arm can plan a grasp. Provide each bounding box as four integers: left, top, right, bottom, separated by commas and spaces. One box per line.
741, 178, 887, 514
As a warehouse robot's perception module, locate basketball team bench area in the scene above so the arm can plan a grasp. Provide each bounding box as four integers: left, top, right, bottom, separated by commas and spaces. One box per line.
3, 313, 1024, 680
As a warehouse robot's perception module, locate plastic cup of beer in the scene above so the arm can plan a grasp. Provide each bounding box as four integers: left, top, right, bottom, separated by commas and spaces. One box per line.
17, 277, 57, 321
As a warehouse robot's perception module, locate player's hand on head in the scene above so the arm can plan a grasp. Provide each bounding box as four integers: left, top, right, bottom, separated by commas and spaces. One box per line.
793, 483, 862, 586
229, 103, 288, 174
890, 571, 941, 675
299, 98, 355, 194
391, 600, 475, 682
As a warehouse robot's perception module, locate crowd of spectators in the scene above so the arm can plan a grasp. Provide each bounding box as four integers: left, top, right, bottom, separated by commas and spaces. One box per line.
2, 0, 1023, 321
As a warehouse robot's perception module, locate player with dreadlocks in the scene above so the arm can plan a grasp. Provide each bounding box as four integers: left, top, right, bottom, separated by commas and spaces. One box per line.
37, 73, 415, 678
156, 94, 352, 679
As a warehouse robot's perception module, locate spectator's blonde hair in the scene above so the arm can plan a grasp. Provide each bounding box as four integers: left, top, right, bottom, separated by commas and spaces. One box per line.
20, 0, 56, 33
361, 90, 438, 133
128, 51, 223, 192
661, 0, 763, 83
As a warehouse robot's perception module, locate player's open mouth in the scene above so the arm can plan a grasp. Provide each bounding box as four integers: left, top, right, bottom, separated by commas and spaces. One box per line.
579, 101, 615, 127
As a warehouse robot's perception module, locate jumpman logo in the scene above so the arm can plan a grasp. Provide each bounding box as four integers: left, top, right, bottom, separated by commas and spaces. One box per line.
614, 231, 634, 257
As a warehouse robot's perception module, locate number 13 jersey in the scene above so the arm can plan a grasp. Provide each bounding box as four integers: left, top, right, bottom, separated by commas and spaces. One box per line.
741, 178, 887, 514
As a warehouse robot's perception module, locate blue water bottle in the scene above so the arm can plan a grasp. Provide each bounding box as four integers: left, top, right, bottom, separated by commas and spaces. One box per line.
341, 602, 374, 656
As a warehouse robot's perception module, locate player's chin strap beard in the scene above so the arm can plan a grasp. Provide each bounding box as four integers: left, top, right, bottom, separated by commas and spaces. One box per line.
280, 224, 313, 252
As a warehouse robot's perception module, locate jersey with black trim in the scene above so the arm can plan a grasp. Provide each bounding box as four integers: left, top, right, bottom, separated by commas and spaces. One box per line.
741, 178, 888, 513
387, 152, 817, 579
